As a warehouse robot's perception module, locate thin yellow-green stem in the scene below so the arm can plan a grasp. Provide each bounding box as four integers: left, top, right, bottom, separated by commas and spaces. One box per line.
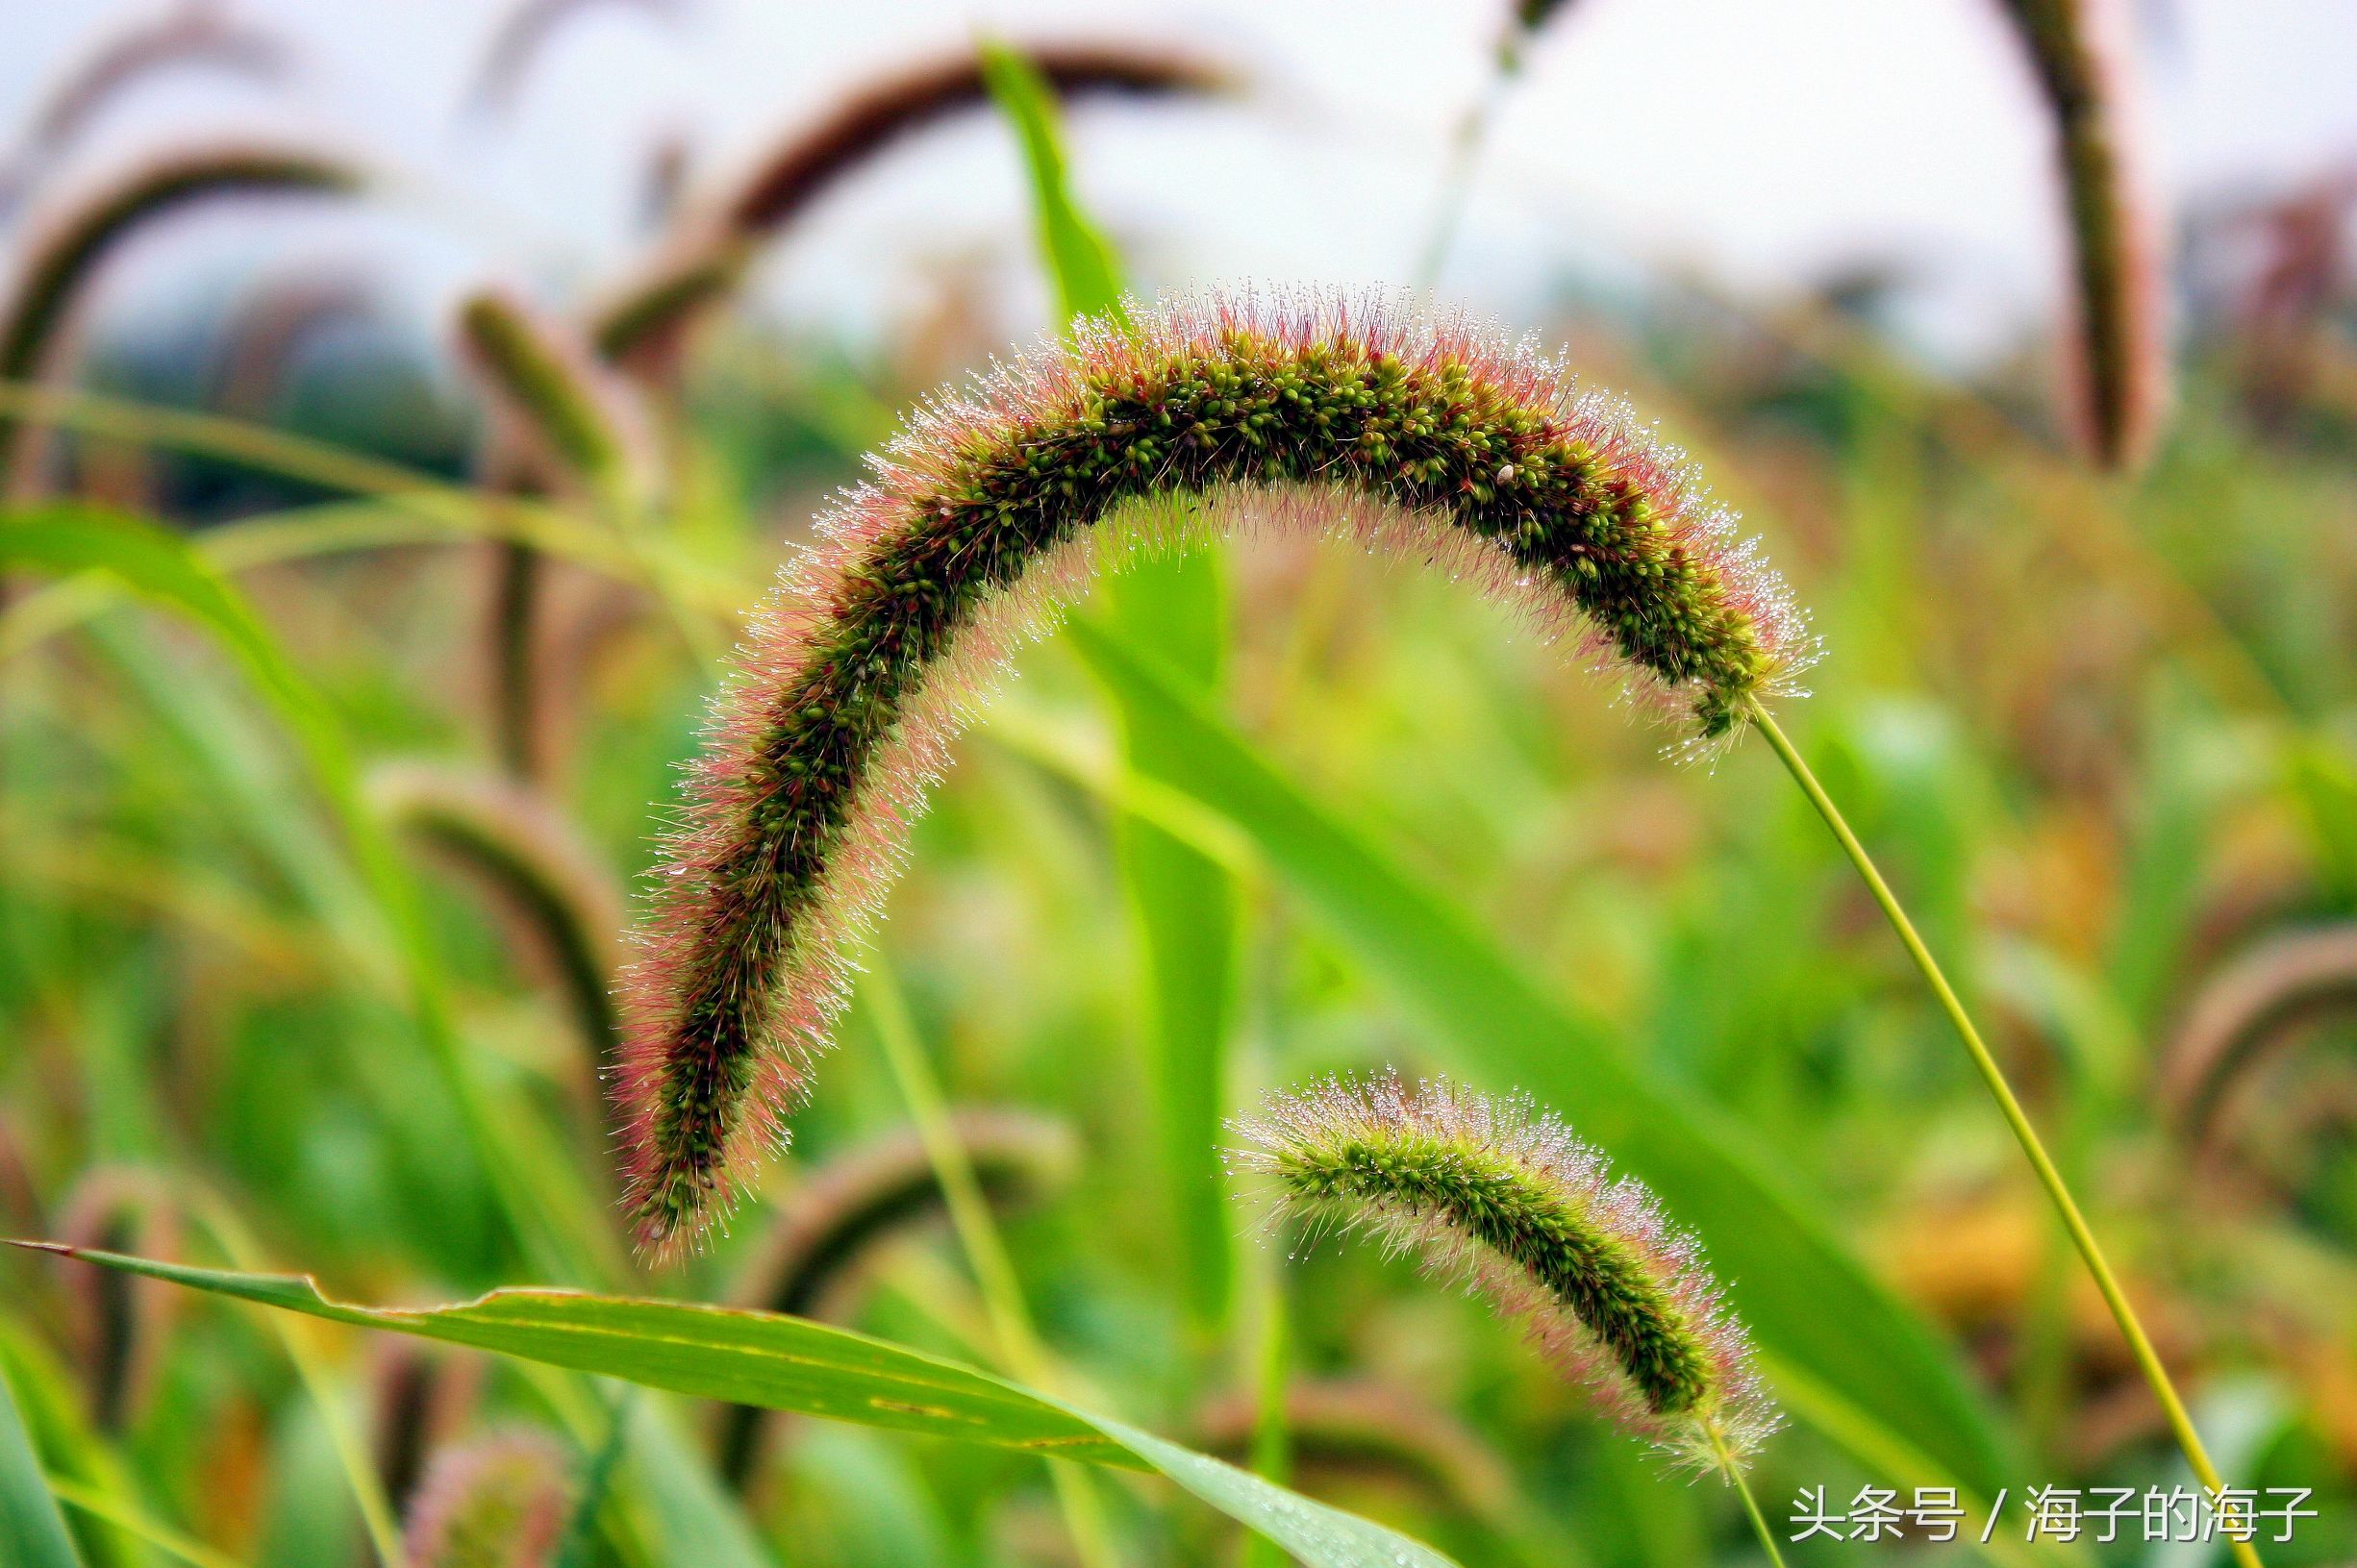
186, 1199, 408, 1568
45, 1473, 253, 1568
1746, 701, 2263, 1568
1241, 1257, 1291, 1568
1706, 1424, 1787, 1568
1413, 76, 1509, 288
0, 381, 729, 665
865, 956, 1122, 1568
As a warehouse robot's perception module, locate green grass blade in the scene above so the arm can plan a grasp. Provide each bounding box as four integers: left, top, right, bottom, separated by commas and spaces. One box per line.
980, 41, 1124, 326
24, 1247, 1467, 1568
0, 1360, 85, 1568
986, 42, 1242, 1329
1061, 618, 2027, 1501
0, 503, 581, 1282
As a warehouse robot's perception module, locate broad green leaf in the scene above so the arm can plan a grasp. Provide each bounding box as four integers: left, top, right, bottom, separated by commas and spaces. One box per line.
29, 1248, 1466, 1568
1062, 620, 2029, 1506
0, 1359, 85, 1568
987, 46, 1242, 1328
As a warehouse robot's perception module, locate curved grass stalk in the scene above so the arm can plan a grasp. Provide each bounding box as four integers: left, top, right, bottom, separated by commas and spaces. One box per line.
0, 145, 360, 495
1993, 0, 2169, 469
367, 762, 629, 1079
615, 291, 1810, 1254
1233, 1076, 1778, 1471
586, 42, 1232, 376
714, 1108, 1077, 1488
1748, 703, 2262, 1568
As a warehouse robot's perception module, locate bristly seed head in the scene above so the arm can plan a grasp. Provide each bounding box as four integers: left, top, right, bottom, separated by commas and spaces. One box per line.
614, 289, 1814, 1257
1229, 1073, 1778, 1470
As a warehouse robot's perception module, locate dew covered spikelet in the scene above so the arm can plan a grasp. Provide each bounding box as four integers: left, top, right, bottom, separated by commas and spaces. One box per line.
0, 144, 360, 493
613, 289, 1809, 1256
584, 41, 1232, 376
1229, 1074, 1778, 1470
714, 1108, 1075, 1487
403, 1431, 573, 1568
1994, 0, 2170, 469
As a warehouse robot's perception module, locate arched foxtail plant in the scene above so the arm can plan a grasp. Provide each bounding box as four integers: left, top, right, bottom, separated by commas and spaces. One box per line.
612, 290, 2261, 1561
1231, 1075, 1784, 1559
0, 143, 360, 499
583, 41, 1233, 380
1993, 0, 2170, 470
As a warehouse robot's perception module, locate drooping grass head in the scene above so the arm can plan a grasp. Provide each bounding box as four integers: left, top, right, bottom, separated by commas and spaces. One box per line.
615, 290, 1812, 1255
585, 41, 1233, 374
402, 1431, 573, 1568
1231, 1074, 1778, 1468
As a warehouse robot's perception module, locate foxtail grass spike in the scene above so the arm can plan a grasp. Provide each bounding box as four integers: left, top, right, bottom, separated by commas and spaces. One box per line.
585, 41, 1231, 376
714, 1108, 1076, 1488
0, 3, 288, 216
457, 286, 655, 507
53, 1167, 182, 1433
2163, 923, 2357, 1150
369, 761, 629, 1077
1230, 1074, 1778, 1470
613, 289, 1810, 1255
403, 1431, 573, 1568
0, 144, 360, 494
1995, 0, 2170, 469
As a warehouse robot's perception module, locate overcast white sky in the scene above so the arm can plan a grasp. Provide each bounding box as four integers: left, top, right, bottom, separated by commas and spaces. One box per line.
5, 0, 2356, 364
